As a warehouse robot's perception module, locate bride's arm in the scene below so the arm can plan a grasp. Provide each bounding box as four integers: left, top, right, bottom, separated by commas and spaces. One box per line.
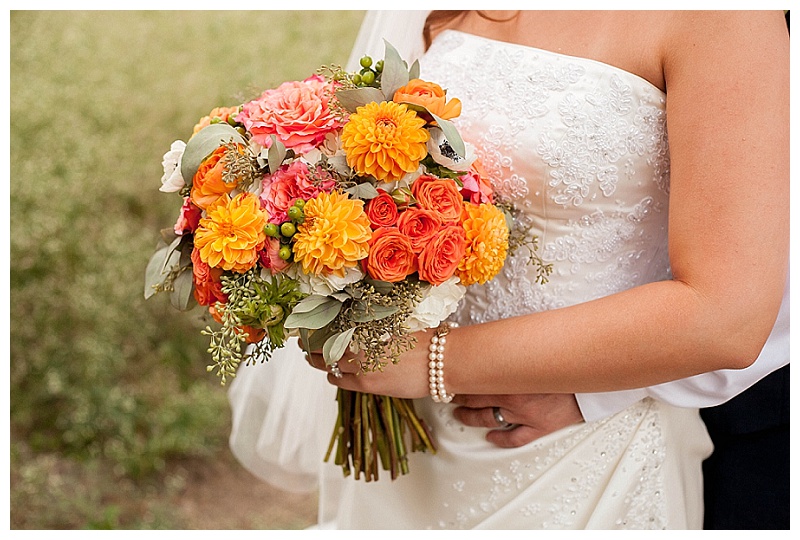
316, 11, 789, 398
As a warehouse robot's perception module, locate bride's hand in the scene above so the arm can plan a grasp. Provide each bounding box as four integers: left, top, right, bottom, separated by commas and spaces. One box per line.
303, 331, 433, 399
451, 393, 585, 448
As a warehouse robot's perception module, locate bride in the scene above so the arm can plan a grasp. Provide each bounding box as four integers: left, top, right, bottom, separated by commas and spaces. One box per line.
228, 10, 789, 529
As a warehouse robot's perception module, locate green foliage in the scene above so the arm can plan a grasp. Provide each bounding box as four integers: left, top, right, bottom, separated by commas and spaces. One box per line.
10, 10, 363, 529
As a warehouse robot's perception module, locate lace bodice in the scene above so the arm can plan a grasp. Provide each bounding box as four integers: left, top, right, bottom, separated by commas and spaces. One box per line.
419, 31, 671, 325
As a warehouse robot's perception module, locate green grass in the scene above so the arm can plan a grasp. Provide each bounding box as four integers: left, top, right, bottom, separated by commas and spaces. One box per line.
10, 10, 364, 529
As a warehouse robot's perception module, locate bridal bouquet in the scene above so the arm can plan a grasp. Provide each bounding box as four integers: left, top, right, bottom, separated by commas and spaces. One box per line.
145, 42, 550, 481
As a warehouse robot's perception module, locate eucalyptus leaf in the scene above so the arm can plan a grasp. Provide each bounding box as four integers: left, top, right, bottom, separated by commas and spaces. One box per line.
307, 324, 337, 352
284, 297, 342, 329
335, 86, 387, 113
169, 268, 195, 311
364, 278, 394, 295
322, 327, 356, 366
180, 123, 246, 182
161, 233, 184, 273
409, 59, 420, 81
267, 135, 287, 173
291, 294, 335, 314
430, 113, 466, 158
380, 39, 410, 99
343, 182, 381, 200
349, 302, 399, 323
144, 244, 171, 299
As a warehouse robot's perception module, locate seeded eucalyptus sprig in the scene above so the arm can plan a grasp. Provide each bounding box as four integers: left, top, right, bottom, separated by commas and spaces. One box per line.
498, 203, 553, 285
203, 269, 307, 384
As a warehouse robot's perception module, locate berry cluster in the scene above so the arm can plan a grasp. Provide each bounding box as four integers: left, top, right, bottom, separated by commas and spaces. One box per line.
263, 198, 306, 261
352, 55, 384, 88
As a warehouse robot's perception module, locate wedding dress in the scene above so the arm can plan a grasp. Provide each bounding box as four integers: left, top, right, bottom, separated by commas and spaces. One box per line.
229, 28, 716, 529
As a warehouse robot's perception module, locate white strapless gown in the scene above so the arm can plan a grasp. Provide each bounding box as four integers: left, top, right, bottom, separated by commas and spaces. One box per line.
228, 30, 713, 530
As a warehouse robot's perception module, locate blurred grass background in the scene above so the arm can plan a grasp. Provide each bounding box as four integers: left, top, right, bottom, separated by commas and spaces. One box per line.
10, 10, 364, 529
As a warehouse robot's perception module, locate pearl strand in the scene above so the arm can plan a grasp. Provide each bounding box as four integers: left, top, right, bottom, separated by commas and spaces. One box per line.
428, 321, 458, 403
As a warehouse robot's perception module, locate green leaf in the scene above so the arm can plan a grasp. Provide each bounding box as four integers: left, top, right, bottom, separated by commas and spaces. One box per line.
169, 267, 195, 311
349, 301, 399, 323
322, 327, 356, 366
364, 278, 394, 295
143, 244, 171, 299
161, 233, 184, 273
267, 135, 287, 173
180, 123, 246, 182
344, 182, 381, 200
335, 86, 387, 112
380, 39, 409, 99
284, 296, 342, 329
306, 325, 337, 352
291, 294, 335, 314
430, 113, 465, 158
409, 59, 420, 80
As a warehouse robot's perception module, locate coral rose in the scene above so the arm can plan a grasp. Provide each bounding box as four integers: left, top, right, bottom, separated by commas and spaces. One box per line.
236, 75, 342, 154
260, 160, 336, 224
194, 192, 267, 273
456, 202, 510, 286
364, 227, 417, 283
365, 189, 400, 228
340, 101, 429, 182
396, 207, 442, 253
191, 247, 227, 306
292, 191, 372, 277
411, 175, 464, 223
417, 224, 466, 286
174, 197, 203, 235
393, 79, 462, 121
190, 146, 239, 210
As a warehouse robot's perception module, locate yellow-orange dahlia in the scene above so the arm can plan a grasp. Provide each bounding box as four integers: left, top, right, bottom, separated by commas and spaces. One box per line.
340, 101, 429, 182
455, 203, 510, 286
293, 191, 372, 277
194, 192, 267, 273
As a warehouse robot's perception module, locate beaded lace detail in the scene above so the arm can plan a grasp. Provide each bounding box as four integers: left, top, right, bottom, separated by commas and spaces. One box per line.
419, 31, 671, 326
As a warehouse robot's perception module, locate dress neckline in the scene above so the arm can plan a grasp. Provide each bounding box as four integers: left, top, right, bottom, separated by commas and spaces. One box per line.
438, 29, 665, 96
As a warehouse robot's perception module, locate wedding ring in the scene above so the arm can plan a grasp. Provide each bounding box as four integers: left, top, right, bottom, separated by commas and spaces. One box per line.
329, 361, 343, 379
492, 407, 516, 430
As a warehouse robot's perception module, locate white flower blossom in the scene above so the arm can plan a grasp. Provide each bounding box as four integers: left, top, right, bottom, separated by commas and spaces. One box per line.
288, 265, 365, 297
159, 140, 187, 192
406, 276, 466, 332
426, 127, 475, 172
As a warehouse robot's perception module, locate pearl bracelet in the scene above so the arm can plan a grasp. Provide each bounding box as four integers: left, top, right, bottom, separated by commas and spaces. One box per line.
428, 321, 458, 403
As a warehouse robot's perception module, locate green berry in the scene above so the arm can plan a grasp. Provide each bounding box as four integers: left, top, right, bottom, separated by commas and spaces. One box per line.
264, 223, 279, 237
280, 221, 296, 237
361, 70, 375, 85
278, 245, 292, 260
293, 198, 305, 209
352, 73, 362, 85
287, 205, 303, 222
226, 114, 238, 126
359, 55, 372, 69
375, 60, 384, 73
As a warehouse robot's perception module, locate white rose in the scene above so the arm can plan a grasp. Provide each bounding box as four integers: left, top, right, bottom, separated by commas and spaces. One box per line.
426, 127, 475, 172
288, 265, 364, 297
406, 276, 466, 333
159, 140, 187, 192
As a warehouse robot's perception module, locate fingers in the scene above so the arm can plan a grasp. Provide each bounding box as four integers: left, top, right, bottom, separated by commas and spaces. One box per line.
453, 405, 514, 429
305, 352, 360, 375
486, 425, 542, 448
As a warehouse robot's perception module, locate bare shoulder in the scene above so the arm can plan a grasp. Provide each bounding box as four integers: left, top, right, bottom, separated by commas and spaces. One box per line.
661, 11, 788, 82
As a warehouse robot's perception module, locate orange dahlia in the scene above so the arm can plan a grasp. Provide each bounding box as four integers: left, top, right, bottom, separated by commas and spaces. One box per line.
455, 203, 510, 286
293, 191, 372, 277
340, 101, 429, 182
194, 192, 267, 273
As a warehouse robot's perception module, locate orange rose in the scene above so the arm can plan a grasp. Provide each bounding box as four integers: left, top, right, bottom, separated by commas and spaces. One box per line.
417, 224, 467, 286
365, 189, 399, 228
393, 79, 462, 121
191, 247, 227, 307
364, 227, 417, 283
411, 175, 464, 223
192, 106, 240, 135
190, 146, 238, 210
396, 207, 442, 253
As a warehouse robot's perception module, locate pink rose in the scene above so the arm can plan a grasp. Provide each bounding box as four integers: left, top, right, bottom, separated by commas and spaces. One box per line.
259, 237, 291, 274
174, 197, 203, 235
459, 160, 494, 204
260, 160, 336, 223
236, 75, 343, 154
